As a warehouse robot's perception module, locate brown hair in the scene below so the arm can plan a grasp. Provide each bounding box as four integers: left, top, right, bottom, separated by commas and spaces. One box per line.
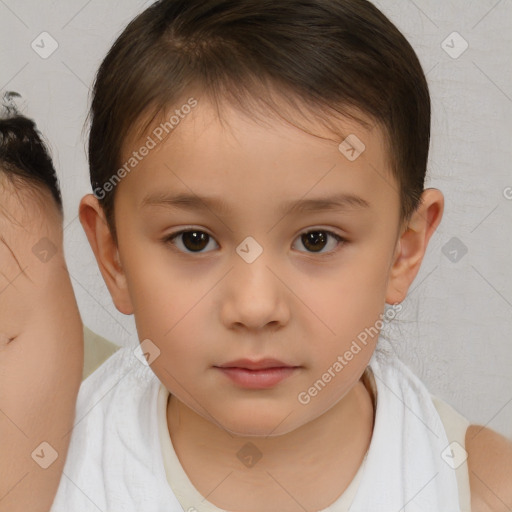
89, 0, 430, 245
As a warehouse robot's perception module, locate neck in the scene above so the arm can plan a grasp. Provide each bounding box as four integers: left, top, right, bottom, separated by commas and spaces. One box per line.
166, 374, 375, 511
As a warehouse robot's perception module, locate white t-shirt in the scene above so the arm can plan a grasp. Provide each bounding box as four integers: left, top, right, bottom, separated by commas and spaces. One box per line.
51, 339, 468, 511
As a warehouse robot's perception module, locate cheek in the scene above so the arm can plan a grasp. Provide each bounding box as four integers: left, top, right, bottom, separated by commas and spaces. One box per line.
0, 260, 83, 431
300, 253, 391, 338
123, 238, 214, 331
128, 266, 203, 336
125, 256, 213, 373
299, 251, 392, 377
0, 343, 80, 500
0, 333, 81, 437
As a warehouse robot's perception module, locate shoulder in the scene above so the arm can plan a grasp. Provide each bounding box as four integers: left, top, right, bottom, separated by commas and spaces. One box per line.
466, 424, 512, 512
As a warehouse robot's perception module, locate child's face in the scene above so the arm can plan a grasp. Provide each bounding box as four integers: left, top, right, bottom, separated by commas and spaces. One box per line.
0, 180, 83, 505
83, 98, 441, 437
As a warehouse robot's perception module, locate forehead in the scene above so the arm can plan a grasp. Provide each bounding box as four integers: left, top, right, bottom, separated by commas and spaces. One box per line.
116, 99, 398, 218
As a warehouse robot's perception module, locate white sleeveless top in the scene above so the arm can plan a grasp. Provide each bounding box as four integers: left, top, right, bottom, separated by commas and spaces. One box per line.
51, 338, 472, 511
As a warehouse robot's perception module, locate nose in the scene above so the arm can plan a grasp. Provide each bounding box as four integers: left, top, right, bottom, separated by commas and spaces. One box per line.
219, 251, 290, 332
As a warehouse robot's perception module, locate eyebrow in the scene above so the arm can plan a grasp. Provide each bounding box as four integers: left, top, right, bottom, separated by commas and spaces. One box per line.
140, 191, 370, 216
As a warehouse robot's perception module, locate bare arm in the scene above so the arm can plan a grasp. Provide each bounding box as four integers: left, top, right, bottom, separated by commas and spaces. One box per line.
467, 424, 512, 512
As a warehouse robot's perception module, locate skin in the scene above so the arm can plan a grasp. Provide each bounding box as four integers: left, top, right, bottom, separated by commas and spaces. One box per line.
0, 177, 83, 512
466, 425, 512, 512
80, 97, 512, 511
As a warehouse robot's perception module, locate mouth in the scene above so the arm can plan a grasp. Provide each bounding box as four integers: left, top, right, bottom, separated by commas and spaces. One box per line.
214, 359, 301, 389
217, 358, 295, 370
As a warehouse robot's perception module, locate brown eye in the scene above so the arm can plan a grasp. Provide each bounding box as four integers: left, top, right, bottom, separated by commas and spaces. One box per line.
164, 230, 218, 253
294, 230, 345, 254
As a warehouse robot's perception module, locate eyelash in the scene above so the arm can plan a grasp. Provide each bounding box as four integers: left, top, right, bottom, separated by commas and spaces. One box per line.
162, 228, 347, 257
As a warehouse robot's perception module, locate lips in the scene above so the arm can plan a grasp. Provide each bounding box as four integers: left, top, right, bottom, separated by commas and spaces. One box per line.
214, 359, 300, 389
217, 358, 294, 370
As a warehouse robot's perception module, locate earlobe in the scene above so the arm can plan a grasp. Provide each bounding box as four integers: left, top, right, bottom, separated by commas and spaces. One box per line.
385, 189, 444, 304
78, 194, 134, 315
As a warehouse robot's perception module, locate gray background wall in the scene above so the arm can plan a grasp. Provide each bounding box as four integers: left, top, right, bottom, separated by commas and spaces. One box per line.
0, 0, 510, 438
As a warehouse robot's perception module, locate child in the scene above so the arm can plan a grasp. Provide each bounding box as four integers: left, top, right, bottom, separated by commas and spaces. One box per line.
51, 1, 512, 511
0, 95, 84, 512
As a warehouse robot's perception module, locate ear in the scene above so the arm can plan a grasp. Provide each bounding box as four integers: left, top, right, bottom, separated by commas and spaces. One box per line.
386, 188, 444, 304
78, 194, 134, 315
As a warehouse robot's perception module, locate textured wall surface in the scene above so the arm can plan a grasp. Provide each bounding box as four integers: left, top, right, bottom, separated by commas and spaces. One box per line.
0, 0, 510, 437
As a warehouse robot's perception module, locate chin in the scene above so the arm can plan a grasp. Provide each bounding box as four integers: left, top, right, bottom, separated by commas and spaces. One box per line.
214, 408, 304, 438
